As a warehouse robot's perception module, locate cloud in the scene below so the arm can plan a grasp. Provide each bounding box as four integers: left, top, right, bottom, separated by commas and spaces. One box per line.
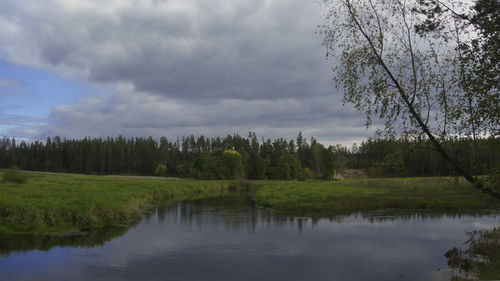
12, 87, 371, 146
0, 0, 373, 145
0, 0, 331, 100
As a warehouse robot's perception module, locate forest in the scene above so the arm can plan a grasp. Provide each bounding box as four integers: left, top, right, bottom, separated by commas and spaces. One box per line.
0, 133, 498, 180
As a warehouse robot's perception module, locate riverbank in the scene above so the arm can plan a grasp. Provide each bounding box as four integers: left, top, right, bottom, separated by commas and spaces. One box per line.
254, 177, 500, 216
445, 226, 500, 280
1, 171, 499, 235
0, 171, 230, 234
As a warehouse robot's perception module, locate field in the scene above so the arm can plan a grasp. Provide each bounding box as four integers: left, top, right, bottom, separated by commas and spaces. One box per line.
255, 177, 500, 215
1, 171, 499, 235
0, 172, 229, 234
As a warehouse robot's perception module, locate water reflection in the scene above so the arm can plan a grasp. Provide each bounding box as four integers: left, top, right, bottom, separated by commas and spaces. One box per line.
1, 196, 499, 281
0, 225, 131, 257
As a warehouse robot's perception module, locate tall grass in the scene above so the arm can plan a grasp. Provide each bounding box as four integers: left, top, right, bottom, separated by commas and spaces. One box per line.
0, 172, 231, 234
2, 166, 27, 184
254, 177, 500, 215
445, 227, 500, 279
1, 172, 499, 235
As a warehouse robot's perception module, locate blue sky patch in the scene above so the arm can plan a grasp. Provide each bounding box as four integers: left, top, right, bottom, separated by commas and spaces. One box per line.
0, 60, 109, 136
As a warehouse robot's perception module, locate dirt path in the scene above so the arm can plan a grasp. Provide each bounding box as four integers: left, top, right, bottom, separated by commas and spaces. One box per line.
104, 175, 181, 180
6, 169, 182, 180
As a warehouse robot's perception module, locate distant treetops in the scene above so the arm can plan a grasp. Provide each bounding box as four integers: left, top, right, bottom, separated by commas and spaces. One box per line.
0, 133, 498, 180
0, 133, 344, 180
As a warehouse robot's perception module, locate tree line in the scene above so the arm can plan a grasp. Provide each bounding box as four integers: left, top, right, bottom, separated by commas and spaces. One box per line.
0, 133, 343, 180
345, 137, 500, 178
0, 133, 498, 180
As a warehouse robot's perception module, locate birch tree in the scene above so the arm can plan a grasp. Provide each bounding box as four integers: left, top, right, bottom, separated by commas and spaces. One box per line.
321, 0, 499, 197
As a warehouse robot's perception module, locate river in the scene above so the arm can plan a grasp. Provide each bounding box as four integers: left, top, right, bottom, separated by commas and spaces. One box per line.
1, 196, 499, 281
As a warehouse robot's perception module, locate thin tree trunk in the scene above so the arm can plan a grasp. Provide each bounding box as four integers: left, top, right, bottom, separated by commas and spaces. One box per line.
345, 1, 500, 199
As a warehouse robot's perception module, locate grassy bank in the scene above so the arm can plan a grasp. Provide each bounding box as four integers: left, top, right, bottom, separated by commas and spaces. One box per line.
1, 171, 499, 235
0, 171, 231, 234
254, 177, 500, 215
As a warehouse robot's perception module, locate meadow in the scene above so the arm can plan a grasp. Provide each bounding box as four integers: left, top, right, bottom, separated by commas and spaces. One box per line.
255, 177, 500, 215
1, 170, 499, 235
0, 172, 229, 234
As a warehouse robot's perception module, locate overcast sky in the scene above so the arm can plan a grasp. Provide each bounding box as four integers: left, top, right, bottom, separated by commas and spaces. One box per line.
0, 0, 375, 146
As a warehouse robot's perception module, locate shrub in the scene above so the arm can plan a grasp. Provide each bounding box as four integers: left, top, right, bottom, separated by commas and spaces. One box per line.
3, 166, 27, 184
154, 163, 168, 176
485, 164, 500, 192
302, 168, 314, 180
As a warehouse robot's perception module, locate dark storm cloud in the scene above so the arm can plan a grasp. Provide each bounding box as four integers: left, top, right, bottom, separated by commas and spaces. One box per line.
0, 0, 374, 145
0, 0, 331, 100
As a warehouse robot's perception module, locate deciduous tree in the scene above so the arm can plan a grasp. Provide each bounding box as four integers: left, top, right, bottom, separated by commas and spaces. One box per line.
321, 0, 499, 197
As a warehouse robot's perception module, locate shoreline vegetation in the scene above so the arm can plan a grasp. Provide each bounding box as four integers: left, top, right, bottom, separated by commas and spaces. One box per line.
445, 227, 500, 281
0, 171, 229, 235
1, 170, 499, 278
1, 170, 499, 235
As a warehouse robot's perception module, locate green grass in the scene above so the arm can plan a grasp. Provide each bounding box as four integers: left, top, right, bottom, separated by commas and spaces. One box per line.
0, 172, 231, 234
2, 166, 27, 184
1, 172, 499, 235
254, 177, 500, 215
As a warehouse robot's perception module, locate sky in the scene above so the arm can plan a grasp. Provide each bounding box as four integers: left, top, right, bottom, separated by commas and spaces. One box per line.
0, 0, 375, 147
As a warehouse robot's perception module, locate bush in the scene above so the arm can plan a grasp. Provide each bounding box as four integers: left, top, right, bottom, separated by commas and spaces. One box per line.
154, 163, 168, 176
485, 164, 500, 192
3, 166, 27, 184
302, 168, 314, 180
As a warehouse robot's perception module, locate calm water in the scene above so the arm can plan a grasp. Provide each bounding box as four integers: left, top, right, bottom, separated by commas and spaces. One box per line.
1, 196, 499, 281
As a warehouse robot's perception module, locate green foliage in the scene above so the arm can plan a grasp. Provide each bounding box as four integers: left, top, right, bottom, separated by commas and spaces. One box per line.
321, 0, 499, 196
369, 153, 408, 178
445, 227, 500, 280
1, 134, 499, 182
221, 150, 244, 179
415, 0, 500, 134
302, 168, 314, 180
0, 172, 231, 234
322, 0, 498, 138
154, 163, 168, 176
485, 164, 500, 192
1, 172, 499, 235
0, 133, 345, 181
347, 137, 500, 178
3, 166, 27, 184
175, 161, 190, 177
255, 177, 500, 215
269, 154, 302, 180
247, 152, 266, 180
191, 153, 223, 180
